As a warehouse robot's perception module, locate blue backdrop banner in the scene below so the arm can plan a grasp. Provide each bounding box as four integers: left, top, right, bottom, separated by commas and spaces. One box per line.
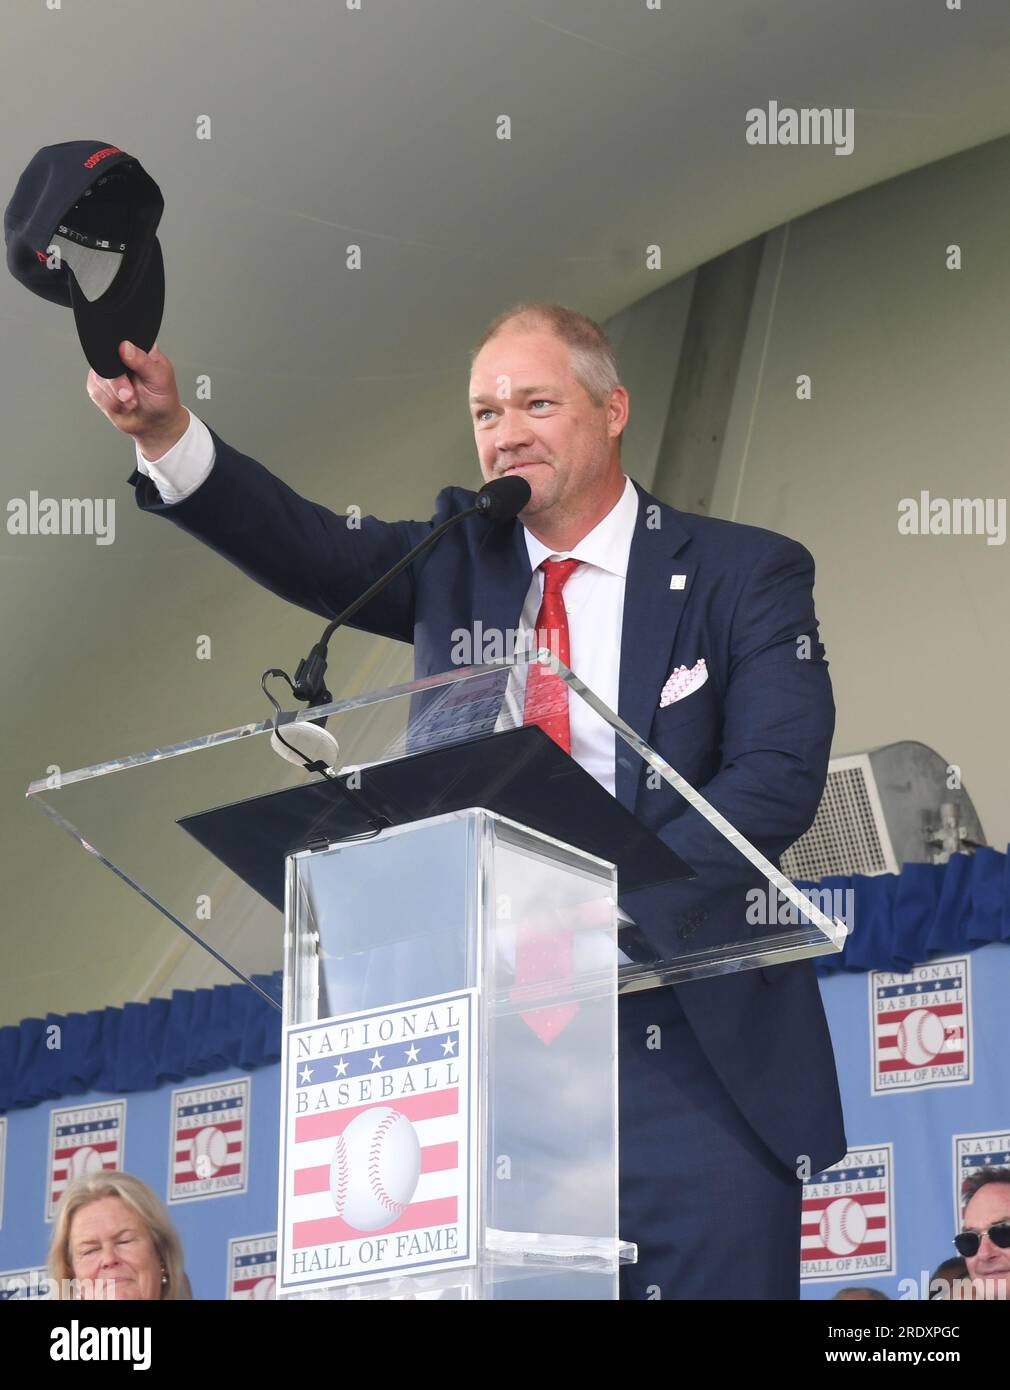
1, 851, 1007, 1299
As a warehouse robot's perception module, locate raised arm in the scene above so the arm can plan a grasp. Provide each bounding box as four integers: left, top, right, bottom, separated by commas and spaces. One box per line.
87, 339, 438, 642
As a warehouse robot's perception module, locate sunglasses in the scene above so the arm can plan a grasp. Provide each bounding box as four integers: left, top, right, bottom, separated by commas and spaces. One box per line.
953, 1220, 1010, 1258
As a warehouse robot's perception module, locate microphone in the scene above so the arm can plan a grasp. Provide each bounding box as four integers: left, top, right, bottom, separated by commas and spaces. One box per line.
473, 472, 533, 522
273, 474, 532, 709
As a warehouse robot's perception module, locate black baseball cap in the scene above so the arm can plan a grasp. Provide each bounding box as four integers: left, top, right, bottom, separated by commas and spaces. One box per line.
4, 140, 164, 378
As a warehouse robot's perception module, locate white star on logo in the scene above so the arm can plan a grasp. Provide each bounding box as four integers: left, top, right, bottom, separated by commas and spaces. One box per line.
441, 1036, 457, 1056
369, 1051, 385, 1071
404, 1044, 420, 1063
299, 1066, 313, 1084
334, 1058, 348, 1077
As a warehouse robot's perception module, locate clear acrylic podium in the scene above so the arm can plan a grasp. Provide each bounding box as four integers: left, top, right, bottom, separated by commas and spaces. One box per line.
25, 652, 847, 1300
283, 807, 629, 1299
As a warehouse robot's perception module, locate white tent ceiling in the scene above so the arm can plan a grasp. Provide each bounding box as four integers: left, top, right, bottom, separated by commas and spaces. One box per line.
3, 0, 1009, 1026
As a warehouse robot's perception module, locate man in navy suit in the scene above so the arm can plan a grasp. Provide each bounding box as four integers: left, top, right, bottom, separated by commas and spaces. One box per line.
87, 302, 846, 1298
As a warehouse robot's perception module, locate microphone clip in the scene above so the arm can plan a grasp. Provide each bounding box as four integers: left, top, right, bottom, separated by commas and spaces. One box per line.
291, 643, 332, 706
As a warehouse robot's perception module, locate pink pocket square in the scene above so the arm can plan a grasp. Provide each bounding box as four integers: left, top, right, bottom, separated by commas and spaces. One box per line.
659, 658, 708, 708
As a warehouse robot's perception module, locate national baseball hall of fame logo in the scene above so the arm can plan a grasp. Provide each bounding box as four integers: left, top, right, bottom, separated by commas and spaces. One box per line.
953, 1130, 1010, 1225
278, 989, 478, 1294
227, 1232, 277, 1299
168, 1078, 250, 1203
46, 1100, 126, 1221
801, 1144, 894, 1282
869, 955, 972, 1095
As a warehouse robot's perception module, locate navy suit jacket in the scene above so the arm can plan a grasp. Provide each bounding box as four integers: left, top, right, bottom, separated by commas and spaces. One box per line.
130, 429, 847, 1175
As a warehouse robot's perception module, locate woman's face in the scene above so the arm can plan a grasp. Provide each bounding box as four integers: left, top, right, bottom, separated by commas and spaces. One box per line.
68, 1195, 163, 1300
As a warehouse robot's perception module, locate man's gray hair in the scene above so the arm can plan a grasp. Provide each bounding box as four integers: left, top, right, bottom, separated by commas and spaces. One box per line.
470, 301, 621, 409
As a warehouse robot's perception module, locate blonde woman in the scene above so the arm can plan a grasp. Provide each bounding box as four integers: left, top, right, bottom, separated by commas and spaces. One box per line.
48, 1170, 191, 1300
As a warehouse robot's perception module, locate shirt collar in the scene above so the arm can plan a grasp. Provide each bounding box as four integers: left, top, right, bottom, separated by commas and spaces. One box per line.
523, 475, 638, 578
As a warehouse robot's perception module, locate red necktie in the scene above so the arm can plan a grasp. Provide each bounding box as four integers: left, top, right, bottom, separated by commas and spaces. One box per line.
522, 558, 582, 748
515, 558, 582, 1043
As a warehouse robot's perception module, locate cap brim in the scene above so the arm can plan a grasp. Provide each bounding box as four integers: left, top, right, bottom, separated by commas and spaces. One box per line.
69, 236, 165, 378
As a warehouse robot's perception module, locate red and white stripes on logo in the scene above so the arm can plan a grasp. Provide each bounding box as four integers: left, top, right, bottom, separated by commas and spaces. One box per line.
291, 1090, 460, 1248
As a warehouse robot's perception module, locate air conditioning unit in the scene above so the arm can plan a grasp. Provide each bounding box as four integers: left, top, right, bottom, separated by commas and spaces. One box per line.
779, 741, 986, 883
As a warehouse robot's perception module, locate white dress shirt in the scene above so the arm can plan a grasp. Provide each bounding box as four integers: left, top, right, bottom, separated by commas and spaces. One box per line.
518, 475, 638, 796
134, 407, 214, 503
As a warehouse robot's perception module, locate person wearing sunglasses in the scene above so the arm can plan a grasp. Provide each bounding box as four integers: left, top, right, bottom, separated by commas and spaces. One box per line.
954, 1169, 1010, 1299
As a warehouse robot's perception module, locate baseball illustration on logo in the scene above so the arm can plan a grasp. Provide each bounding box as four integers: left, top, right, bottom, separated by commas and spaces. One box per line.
894, 1007, 947, 1067
819, 1197, 868, 1256
330, 1106, 421, 1231
69, 1145, 104, 1181
191, 1125, 229, 1179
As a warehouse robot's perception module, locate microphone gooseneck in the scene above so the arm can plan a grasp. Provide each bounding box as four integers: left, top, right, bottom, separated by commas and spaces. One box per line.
262, 473, 532, 736
283, 474, 531, 707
